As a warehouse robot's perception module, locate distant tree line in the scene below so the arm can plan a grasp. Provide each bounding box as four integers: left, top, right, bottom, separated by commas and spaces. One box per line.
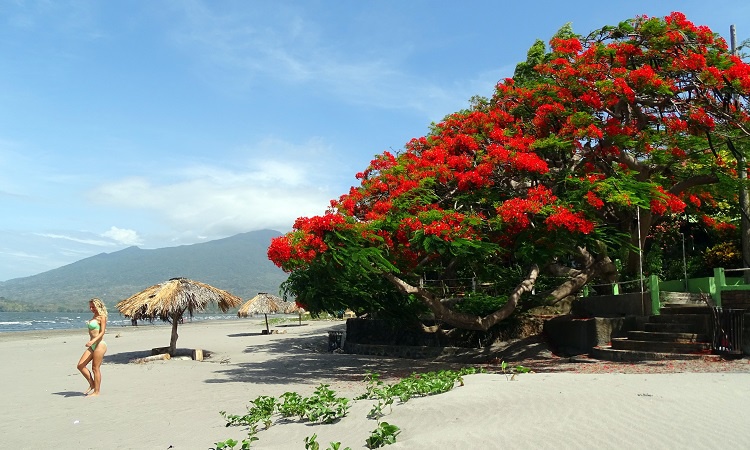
0, 297, 88, 313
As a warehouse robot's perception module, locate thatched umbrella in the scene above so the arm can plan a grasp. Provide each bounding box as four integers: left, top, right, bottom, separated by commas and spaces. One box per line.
280, 299, 305, 325
237, 292, 285, 333
116, 277, 242, 356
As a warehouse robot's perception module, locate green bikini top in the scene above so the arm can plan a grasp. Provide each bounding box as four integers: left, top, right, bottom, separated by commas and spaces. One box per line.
87, 319, 100, 331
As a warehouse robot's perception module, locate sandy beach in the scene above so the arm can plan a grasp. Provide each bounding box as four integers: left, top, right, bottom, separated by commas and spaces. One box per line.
2, 317, 749, 449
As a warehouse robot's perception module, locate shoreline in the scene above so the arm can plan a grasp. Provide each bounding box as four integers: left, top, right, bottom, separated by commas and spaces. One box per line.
0, 317, 232, 341
0, 312, 297, 338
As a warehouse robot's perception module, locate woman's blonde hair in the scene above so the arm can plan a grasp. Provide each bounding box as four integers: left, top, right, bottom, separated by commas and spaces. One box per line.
90, 298, 108, 319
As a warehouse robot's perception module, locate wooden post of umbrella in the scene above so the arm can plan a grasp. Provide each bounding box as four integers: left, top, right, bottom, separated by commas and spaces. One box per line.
169, 309, 184, 356
263, 313, 270, 334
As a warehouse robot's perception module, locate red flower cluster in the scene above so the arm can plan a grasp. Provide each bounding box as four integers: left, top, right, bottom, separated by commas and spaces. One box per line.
650, 187, 687, 216
725, 57, 750, 92
496, 186, 558, 233
550, 37, 583, 55
586, 191, 604, 209
545, 206, 595, 234
267, 235, 292, 268
293, 213, 347, 235
422, 212, 476, 241
702, 216, 738, 238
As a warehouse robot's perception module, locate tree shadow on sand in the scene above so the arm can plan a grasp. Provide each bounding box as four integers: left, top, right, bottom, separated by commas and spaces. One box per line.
105, 349, 212, 364
227, 332, 266, 337
105, 350, 155, 364
202, 323, 606, 385
205, 324, 464, 386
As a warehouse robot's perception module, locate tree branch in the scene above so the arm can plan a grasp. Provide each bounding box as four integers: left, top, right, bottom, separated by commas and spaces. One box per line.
383, 265, 539, 331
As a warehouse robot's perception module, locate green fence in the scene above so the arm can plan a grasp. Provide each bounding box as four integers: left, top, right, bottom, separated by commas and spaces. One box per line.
647, 268, 750, 314
584, 268, 750, 315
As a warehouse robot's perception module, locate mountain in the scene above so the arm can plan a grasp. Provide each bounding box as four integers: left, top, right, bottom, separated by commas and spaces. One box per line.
0, 230, 289, 311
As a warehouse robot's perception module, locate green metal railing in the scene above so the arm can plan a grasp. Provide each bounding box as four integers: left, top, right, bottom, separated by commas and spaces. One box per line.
584, 268, 750, 315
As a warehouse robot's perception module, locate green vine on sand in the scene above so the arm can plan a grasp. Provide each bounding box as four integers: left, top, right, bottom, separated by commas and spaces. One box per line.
356, 367, 484, 420
214, 366, 492, 449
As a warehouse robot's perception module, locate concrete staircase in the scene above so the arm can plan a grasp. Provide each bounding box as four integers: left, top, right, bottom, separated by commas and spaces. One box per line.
591, 304, 714, 361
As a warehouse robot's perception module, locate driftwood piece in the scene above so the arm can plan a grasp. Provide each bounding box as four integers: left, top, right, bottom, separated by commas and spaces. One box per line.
150, 347, 206, 360
132, 353, 171, 364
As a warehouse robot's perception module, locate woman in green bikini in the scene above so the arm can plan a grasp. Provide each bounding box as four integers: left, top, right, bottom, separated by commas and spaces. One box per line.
77, 298, 108, 396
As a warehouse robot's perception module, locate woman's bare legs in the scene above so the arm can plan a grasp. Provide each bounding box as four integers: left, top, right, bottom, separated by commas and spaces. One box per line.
77, 349, 95, 394
88, 343, 107, 396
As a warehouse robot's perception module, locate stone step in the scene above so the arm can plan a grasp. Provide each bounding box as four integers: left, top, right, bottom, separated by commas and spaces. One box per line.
660, 292, 707, 305
591, 346, 715, 362
610, 338, 711, 353
649, 313, 708, 322
626, 331, 708, 343
643, 322, 699, 333
648, 314, 710, 331
660, 304, 712, 315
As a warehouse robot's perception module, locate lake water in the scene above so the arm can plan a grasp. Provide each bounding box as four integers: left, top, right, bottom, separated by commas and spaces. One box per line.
0, 311, 243, 333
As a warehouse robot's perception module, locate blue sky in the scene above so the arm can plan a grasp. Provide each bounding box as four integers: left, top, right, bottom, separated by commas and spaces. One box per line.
1, 1, 748, 281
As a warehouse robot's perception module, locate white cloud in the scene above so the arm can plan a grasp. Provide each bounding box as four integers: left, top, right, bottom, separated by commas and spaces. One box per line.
102, 226, 142, 246
0, 250, 41, 259
91, 172, 331, 236
35, 233, 114, 247
88, 138, 342, 241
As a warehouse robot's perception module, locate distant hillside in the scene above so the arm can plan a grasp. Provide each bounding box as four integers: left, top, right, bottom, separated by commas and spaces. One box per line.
0, 230, 289, 311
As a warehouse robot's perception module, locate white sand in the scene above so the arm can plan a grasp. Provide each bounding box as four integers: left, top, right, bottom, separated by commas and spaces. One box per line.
1, 318, 749, 449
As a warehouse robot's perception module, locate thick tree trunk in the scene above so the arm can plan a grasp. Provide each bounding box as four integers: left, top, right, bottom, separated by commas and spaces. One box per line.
546, 255, 614, 300
625, 207, 652, 276
739, 156, 750, 283
383, 265, 539, 331
618, 169, 719, 276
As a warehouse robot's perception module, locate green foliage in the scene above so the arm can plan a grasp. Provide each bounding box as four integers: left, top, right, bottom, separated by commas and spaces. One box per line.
513, 39, 549, 82
251, 396, 277, 429
220, 384, 350, 443
304, 435, 319, 450
304, 434, 351, 450
643, 244, 664, 278
303, 384, 351, 424
211, 437, 256, 450
281, 257, 427, 322
277, 391, 306, 419
357, 368, 484, 420
0, 299, 87, 312
704, 241, 742, 269
365, 422, 401, 449
453, 293, 508, 316
500, 360, 533, 380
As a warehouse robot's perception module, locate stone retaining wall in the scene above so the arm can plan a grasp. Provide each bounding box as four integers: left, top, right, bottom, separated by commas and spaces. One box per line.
542, 315, 638, 356
571, 292, 647, 317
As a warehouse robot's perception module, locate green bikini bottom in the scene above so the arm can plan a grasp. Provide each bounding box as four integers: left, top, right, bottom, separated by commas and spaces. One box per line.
90, 341, 106, 351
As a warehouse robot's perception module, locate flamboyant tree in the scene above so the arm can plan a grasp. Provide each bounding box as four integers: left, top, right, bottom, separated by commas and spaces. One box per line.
269, 13, 750, 331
